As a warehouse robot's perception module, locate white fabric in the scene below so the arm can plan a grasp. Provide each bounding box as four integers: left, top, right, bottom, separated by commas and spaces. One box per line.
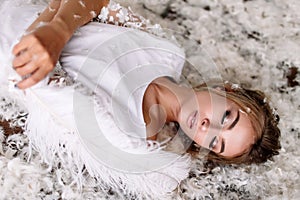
0, 0, 191, 197
60, 21, 185, 145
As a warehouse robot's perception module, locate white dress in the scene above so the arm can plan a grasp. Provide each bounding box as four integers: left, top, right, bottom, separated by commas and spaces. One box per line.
0, 0, 191, 197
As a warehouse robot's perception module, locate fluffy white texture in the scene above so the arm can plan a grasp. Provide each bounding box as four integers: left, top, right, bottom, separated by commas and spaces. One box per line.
21, 83, 191, 196
0, 0, 299, 200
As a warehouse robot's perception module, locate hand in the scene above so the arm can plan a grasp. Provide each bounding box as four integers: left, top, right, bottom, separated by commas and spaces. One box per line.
12, 22, 68, 89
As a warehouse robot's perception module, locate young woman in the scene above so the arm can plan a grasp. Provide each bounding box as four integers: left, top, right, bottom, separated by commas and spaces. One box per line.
0, 0, 281, 197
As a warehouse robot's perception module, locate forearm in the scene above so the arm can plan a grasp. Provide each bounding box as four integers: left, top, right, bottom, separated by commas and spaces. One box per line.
26, 0, 61, 32
52, 0, 110, 42
12, 0, 109, 89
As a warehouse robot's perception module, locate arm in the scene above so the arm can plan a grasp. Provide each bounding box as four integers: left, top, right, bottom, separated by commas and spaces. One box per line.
12, 0, 109, 89
25, 0, 61, 33
52, 0, 109, 40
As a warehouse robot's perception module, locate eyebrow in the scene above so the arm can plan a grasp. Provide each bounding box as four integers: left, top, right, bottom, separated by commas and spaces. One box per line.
219, 139, 225, 154
219, 111, 240, 154
228, 110, 240, 130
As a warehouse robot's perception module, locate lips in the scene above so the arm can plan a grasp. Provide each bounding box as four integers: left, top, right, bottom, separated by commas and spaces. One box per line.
187, 111, 198, 129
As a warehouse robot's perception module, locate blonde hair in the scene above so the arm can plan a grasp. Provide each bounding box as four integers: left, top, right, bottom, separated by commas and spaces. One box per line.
188, 81, 281, 164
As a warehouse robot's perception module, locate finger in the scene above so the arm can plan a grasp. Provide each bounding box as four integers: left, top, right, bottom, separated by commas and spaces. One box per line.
15, 61, 39, 77
12, 35, 35, 56
15, 67, 49, 90
12, 50, 33, 68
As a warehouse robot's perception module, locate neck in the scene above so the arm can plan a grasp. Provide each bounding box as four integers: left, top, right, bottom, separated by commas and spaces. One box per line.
143, 77, 193, 123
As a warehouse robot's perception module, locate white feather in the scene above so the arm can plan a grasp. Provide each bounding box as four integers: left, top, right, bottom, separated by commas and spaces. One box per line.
13, 82, 191, 197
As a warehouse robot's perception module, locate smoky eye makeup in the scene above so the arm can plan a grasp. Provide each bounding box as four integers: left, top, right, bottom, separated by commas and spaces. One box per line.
221, 110, 231, 125
209, 136, 218, 149
209, 136, 225, 154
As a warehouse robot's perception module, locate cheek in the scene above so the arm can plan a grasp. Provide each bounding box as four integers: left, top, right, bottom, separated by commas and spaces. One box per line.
179, 126, 202, 146
224, 129, 255, 156
191, 130, 210, 149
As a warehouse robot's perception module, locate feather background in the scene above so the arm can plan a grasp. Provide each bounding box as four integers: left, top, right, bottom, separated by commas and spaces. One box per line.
0, 0, 299, 199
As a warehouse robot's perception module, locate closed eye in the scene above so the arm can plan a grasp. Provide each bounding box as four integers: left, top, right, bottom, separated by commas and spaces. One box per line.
209, 136, 226, 154
209, 136, 218, 149
221, 110, 231, 125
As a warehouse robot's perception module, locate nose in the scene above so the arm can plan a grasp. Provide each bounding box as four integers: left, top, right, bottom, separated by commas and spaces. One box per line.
198, 118, 223, 149
200, 118, 210, 132
200, 118, 222, 133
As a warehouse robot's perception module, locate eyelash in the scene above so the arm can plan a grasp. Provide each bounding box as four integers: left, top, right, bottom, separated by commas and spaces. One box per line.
209, 136, 218, 150
221, 110, 231, 125
209, 110, 231, 150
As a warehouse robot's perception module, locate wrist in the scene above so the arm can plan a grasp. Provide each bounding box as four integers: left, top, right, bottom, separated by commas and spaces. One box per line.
50, 16, 74, 43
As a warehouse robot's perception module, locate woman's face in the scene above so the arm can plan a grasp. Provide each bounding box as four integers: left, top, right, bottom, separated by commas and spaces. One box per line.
178, 90, 256, 158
